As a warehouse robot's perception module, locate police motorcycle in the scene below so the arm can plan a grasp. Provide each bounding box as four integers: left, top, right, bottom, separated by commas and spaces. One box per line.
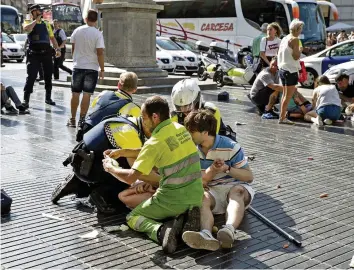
51, 116, 146, 214
237, 46, 253, 68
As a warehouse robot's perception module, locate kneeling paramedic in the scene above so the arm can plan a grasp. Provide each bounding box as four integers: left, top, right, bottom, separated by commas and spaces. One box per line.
76, 72, 140, 141
171, 79, 236, 141
51, 115, 159, 213
22, 4, 61, 109
103, 96, 204, 254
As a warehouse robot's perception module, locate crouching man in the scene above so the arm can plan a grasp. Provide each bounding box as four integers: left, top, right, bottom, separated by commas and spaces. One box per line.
103, 96, 204, 254
182, 110, 254, 251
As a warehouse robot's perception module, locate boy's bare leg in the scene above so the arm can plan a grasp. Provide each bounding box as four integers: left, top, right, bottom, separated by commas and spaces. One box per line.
118, 188, 154, 209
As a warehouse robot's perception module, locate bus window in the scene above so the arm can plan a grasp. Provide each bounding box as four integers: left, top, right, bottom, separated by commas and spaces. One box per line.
241, 0, 288, 33
158, 0, 236, 18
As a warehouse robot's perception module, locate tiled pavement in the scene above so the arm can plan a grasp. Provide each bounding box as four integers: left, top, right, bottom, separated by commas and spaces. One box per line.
1, 66, 354, 269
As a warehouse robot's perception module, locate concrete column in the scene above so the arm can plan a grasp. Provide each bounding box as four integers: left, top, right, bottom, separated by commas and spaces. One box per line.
97, 0, 166, 75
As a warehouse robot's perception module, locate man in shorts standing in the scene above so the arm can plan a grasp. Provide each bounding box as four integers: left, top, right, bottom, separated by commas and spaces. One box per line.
182, 110, 254, 251
68, 9, 105, 128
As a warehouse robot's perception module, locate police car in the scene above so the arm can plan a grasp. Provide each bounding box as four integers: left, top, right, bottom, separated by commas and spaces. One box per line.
156, 36, 198, 76
301, 40, 354, 89
1, 33, 25, 63
156, 48, 176, 73
323, 61, 354, 84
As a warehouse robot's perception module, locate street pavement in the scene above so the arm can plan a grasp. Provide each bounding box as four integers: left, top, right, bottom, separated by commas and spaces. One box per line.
1, 61, 354, 269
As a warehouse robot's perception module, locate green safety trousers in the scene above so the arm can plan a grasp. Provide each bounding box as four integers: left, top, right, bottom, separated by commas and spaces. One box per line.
126, 195, 200, 242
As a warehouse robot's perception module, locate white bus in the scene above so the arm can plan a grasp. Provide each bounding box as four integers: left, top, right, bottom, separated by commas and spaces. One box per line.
155, 0, 339, 55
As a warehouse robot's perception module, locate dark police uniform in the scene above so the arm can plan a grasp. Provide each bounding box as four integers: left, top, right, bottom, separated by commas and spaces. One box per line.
53, 27, 72, 79
23, 8, 56, 106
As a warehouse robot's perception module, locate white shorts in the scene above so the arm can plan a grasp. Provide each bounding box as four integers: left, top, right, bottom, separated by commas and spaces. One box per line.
208, 183, 255, 215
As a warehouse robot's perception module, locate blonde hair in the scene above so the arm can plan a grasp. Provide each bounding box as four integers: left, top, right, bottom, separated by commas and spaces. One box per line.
268, 22, 283, 37
289, 19, 304, 34
119, 72, 138, 92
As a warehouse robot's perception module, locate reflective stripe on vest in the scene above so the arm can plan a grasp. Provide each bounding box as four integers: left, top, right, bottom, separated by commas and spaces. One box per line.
163, 171, 201, 186
163, 154, 200, 177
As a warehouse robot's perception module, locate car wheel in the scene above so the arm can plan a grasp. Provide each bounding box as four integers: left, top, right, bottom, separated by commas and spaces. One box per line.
241, 55, 248, 69
197, 66, 207, 81
301, 68, 317, 89
17, 59, 24, 63
185, 71, 195, 76
214, 70, 225, 87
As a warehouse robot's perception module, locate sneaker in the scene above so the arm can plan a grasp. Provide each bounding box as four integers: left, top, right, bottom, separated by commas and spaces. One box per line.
5, 106, 18, 115
183, 206, 201, 234
45, 99, 56, 106
261, 111, 279, 119
324, 119, 333, 125
278, 118, 295, 125
66, 118, 76, 127
51, 173, 81, 204
182, 230, 220, 251
17, 105, 30, 115
314, 116, 323, 126
217, 224, 236, 249
159, 214, 185, 254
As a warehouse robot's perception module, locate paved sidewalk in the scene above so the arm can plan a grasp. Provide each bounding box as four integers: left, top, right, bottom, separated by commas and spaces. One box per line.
1, 68, 354, 269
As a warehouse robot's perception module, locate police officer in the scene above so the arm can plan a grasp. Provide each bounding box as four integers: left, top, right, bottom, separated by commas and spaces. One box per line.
53, 19, 72, 80
22, 4, 61, 109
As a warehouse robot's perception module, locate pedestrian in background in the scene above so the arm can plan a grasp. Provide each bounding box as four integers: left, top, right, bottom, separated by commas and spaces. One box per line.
67, 9, 104, 127
53, 20, 72, 80
277, 19, 304, 125
259, 22, 282, 68
22, 4, 61, 110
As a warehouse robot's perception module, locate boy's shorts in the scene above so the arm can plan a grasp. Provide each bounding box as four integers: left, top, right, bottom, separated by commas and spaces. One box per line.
208, 182, 255, 215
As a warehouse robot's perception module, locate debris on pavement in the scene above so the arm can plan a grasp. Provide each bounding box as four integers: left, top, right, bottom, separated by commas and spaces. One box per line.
104, 224, 130, 233
276, 184, 281, 189
283, 243, 289, 249
307, 157, 314, 161
42, 213, 64, 221
80, 230, 99, 238
320, 193, 329, 198
235, 121, 247, 126
247, 156, 256, 161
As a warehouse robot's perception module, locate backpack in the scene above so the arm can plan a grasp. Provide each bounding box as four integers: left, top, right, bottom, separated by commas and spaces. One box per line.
1, 189, 12, 216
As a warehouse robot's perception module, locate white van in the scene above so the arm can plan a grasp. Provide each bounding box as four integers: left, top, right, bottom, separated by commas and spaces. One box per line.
156, 36, 198, 75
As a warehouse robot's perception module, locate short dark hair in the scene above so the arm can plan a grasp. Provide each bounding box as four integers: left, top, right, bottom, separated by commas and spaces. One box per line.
316, 75, 331, 86
87, 9, 98, 22
143, 96, 170, 122
184, 110, 217, 137
335, 73, 349, 83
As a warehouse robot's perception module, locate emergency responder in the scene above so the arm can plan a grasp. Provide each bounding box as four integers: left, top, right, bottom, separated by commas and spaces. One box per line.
22, 4, 61, 109
53, 20, 72, 80
103, 96, 204, 254
171, 79, 236, 141
51, 115, 160, 213
75, 72, 140, 142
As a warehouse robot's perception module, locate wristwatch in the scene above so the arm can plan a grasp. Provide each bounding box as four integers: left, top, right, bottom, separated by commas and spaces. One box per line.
225, 165, 231, 174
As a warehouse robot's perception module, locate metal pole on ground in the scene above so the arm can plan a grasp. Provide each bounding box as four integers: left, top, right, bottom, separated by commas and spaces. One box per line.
248, 206, 302, 247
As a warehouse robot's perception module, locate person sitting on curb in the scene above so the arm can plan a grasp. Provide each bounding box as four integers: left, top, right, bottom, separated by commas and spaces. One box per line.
1, 82, 30, 115
304, 76, 342, 126
103, 96, 204, 254
248, 57, 283, 118
335, 73, 354, 116
75, 72, 140, 141
182, 110, 254, 251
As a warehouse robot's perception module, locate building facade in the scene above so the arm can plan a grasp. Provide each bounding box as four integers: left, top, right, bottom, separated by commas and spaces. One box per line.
331, 0, 354, 26
1, 0, 28, 15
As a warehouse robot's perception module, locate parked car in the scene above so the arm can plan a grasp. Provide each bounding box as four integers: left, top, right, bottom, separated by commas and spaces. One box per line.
10, 34, 27, 50
156, 47, 176, 73
301, 40, 354, 88
323, 61, 354, 84
156, 36, 198, 76
1, 33, 25, 63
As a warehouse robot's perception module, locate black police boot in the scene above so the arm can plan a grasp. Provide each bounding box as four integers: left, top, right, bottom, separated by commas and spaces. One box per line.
158, 214, 185, 254
182, 206, 201, 234
89, 189, 118, 214
23, 92, 30, 109
45, 99, 56, 106
51, 173, 81, 204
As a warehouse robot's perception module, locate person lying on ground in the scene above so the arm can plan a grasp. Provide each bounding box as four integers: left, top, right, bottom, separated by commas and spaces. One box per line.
182, 110, 254, 251
249, 57, 283, 117
304, 75, 342, 126
103, 96, 204, 254
1, 82, 29, 115
335, 73, 354, 116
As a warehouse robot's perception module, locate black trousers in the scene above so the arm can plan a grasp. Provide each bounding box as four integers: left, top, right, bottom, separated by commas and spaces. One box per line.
53, 49, 72, 79
24, 49, 53, 102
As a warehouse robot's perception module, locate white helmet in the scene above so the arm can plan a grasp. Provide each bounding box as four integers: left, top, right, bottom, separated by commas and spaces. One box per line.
171, 79, 202, 113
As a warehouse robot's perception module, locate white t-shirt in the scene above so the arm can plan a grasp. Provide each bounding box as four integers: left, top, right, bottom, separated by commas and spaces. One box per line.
314, 85, 342, 109
71, 25, 105, 71
260, 37, 281, 57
